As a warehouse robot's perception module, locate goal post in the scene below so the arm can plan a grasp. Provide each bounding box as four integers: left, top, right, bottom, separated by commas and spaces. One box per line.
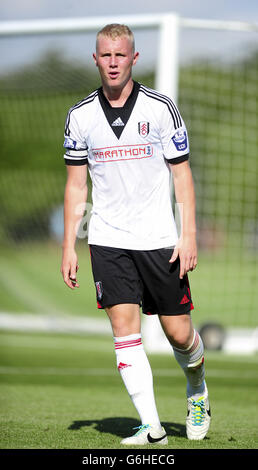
0, 13, 180, 101
1, 13, 257, 99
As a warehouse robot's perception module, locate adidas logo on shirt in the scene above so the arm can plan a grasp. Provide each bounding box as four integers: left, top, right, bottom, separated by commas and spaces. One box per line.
111, 117, 124, 127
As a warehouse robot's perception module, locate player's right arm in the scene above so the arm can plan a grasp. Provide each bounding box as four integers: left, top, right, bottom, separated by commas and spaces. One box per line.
61, 164, 88, 289
61, 107, 88, 289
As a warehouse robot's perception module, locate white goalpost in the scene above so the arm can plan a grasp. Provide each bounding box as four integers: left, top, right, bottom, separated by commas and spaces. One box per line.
1, 13, 257, 98
0, 13, 180, 102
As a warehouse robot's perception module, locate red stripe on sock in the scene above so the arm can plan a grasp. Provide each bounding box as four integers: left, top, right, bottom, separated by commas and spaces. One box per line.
115, 338, 142, 349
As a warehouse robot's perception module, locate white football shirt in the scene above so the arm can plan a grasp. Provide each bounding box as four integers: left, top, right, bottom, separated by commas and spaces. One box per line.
63, 82, 189, 250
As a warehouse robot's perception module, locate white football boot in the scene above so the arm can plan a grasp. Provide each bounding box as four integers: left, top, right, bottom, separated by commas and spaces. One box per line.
186, 392, 211, 440
121, 424, 168, 445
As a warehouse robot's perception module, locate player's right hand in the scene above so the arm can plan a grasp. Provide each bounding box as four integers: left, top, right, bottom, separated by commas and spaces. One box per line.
61, 247, 79, 289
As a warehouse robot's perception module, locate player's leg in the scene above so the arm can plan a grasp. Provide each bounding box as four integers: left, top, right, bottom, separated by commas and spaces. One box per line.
159, 312, 210, 440
159, 312, 206, 397
131, 248, 210, 440
105, 303, 140, 337
106, 303, 167, 445
89, 245, 167, 444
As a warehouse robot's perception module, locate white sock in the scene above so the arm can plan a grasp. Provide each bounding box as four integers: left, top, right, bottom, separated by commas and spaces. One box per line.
172, 330, 206, 399
114, 333, 161, 427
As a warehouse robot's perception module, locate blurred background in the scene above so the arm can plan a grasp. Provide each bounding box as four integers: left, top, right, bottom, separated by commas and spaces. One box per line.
0, 0, 258, 354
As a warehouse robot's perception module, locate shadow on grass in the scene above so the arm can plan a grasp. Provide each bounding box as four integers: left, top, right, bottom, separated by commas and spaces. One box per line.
68, 417, 186, 439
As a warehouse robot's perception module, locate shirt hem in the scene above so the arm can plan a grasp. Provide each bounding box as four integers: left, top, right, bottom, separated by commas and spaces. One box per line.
88, 237, 178, 251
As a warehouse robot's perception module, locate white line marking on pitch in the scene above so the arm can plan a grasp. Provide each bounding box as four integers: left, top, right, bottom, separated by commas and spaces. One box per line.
0, 366, 257, 380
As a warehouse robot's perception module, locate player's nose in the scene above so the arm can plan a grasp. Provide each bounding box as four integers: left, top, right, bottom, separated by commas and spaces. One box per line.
109, 55, 118, 67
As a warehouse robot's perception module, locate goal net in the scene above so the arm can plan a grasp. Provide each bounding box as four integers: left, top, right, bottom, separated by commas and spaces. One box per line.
0, 15, 257, 341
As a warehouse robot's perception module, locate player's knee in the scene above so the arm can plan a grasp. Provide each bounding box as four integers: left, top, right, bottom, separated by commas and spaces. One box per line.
166, 326, 193, 349
172, 332, 192, 349
160, 312, 193, 349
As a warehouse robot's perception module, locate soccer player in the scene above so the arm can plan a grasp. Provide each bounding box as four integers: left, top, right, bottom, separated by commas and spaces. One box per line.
61, 23, 211, 444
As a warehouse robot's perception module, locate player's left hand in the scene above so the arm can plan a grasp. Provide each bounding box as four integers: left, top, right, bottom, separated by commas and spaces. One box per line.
169, 235, 197, 279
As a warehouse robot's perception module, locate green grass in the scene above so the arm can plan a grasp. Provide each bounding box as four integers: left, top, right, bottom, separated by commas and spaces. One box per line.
0, 330, 258, 449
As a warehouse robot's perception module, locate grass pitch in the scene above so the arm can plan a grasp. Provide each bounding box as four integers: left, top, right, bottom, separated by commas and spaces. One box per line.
0, 330, 257, 450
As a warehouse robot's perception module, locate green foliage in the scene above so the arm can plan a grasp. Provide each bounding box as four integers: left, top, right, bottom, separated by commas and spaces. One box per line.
179, 59, 258, 229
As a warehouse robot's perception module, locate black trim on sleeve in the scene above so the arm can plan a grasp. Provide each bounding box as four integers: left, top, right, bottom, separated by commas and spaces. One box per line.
64, 158, 88, 166
139, 84, 182, 130
65, 90, 98, 136
166, 153, 189, 164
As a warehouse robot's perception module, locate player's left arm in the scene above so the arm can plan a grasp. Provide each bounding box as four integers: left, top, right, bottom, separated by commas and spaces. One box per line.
169, 160, 198, 279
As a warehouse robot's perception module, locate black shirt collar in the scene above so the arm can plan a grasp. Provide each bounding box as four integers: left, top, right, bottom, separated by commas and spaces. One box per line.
98, 81, 140, 139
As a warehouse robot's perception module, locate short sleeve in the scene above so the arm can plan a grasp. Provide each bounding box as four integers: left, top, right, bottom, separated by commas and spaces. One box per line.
63, 110, 88, 166
160, 102, 189, 164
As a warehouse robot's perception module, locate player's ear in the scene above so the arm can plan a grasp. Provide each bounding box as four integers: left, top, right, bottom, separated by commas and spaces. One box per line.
133, 51, 139, 66
93, 53, 98, 66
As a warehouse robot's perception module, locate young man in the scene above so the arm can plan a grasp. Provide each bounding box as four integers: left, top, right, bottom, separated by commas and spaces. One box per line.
61, 24, 211, 445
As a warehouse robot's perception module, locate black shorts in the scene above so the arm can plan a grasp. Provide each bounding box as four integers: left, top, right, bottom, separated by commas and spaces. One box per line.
89, 244, 194, 316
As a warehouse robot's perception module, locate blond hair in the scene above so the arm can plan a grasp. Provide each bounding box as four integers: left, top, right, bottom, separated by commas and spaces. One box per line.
96, 23, 135, 52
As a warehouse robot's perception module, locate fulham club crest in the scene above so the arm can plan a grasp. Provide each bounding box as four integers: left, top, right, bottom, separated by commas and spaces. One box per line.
138, 121, 150, 138
95, 281, 103, 301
